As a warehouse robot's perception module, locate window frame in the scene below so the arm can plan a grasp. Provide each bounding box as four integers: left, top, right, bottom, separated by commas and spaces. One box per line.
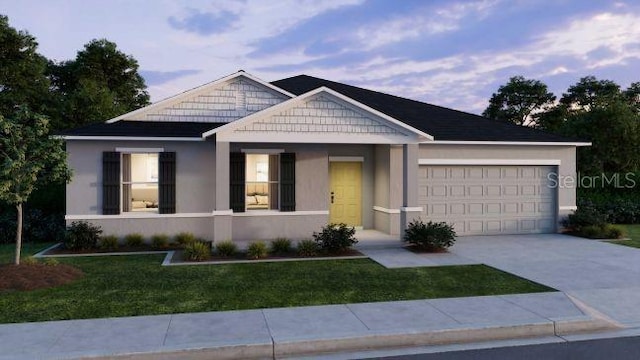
244, 153, 280, 211
119, 150, 161, 214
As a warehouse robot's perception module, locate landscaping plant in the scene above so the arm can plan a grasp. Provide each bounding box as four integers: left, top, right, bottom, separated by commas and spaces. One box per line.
124, 233, 144, 247
150, 234, 170, 249
247, 241, 268, 259
174, 232, 196, 246
403, 219, 456, 252
270, 237, 292, 255
297, 239, 319, 257
215, 240, 237, 257
312, 223, 358, 254
64, 221, 102, 250
183, 241, 211, 261
99, 235, 119, 251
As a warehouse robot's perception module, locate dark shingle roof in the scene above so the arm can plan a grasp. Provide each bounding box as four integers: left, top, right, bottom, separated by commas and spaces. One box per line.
272, 75, 578, 143
60, 121, 224, 138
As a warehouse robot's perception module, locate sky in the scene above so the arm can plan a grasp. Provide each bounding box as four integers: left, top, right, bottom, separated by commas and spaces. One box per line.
2, 0, 640, 114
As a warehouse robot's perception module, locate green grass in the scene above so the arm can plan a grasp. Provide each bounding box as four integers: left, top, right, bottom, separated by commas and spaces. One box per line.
0, 243, 553, 324
611, 225, 640, 248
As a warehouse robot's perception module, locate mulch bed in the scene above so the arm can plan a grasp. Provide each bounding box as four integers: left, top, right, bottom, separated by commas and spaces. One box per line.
405, 245, 449, 254
177, 248, 364, 263
47, 245, 181, 255
0, 263, 84, 291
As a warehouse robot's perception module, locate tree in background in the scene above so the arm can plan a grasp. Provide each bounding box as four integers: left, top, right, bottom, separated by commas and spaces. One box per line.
482, 76, 556, 127
560, 76, 622, 111
0, 108, 71, 264
0, 15, 50, 117
48, 38, 150, 129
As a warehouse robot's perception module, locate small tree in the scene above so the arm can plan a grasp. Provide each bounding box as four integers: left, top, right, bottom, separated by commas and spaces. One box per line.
0, 108, 71, 264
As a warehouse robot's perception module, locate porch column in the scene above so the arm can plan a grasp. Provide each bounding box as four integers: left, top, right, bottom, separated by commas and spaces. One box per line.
213, 140, 233, 242
400, 143, 421, 235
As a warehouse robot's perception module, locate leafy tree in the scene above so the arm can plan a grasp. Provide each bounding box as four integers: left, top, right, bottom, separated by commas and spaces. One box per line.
48, 38, 150, 129
0, 14, 50, 117
624, 82, 640, 113
560, 76, 622, 111
0, 108, 71, 265
482, 76, 556, 126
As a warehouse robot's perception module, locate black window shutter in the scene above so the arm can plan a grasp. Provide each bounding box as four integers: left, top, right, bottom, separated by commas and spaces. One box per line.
280, 153, 296, 212
159, 152, 176, 214
230, 152, 246, 212
102, 151, 121, 215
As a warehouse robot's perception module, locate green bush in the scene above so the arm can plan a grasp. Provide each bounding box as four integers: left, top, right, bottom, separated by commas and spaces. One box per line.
22, 256, 39, 265
184, 241, 211, 261
99, 235, 119, 251
562, 204, 607, 231
578, 224, 625, 239
403, 219, 456, 252
124, 233, 144, 247
174, 232, 196, 246
0, 209, 66, 244
215, 240, 237, 257
270, 238, 292, 255
151, 234, 170, 249
297, 239, 319, 257
247, 241, 268, 259
64, 221, 102, 250
312, 223, 358, 254
43, 257, 59, 266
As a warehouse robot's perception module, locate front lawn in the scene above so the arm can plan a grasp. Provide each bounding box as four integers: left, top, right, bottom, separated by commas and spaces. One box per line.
0, 243, 553, 324
611, 225, 640, 248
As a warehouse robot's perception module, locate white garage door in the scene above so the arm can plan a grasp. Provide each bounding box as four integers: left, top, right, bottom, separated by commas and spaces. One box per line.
418, 165, 557, 235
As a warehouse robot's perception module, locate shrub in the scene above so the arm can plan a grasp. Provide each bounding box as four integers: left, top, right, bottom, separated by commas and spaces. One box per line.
99, 235, 119, 251
403, 219, 456, 252
0, 209, 66, 244
215, 240, 237, 257
124, 233, 145, 247
184, 241, 211, 261
312, 223, 358, 254
562, 205, 607, 231
174, 232, 196, 246
578, 224, 625, 239
247, 241, 268, 259
151, 234, 170, 249
270, 238, 292, 255
22, 256, 39, 265
64, 221, 102, 250
43, 257, 59, 266
297, 239, 319, 257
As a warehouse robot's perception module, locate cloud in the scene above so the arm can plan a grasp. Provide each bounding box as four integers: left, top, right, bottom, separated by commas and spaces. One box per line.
168, 9, 239, 35
140, 69, 203, 86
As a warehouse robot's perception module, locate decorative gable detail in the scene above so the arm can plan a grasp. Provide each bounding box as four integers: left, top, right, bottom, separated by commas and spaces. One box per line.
234, 94, 405, 136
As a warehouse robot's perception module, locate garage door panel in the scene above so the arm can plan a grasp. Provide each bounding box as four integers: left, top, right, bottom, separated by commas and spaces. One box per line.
419, 165, 556, 235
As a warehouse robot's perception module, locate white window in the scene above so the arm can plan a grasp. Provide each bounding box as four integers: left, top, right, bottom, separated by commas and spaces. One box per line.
122, 153, 159, 212
245, 154, 279, 210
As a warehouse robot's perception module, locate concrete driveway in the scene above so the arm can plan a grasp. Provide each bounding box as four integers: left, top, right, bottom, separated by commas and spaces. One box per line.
450, 234, 640, 328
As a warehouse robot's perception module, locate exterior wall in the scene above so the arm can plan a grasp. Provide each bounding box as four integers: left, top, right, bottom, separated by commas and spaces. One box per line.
417, 144, 578, 227
66, 139, 216, 215
85, 217, 214, 240
373, 145, 402, 235
232, 214, 328, 242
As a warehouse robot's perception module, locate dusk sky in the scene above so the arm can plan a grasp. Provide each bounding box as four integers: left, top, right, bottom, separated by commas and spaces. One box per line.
3, 0, 640, 114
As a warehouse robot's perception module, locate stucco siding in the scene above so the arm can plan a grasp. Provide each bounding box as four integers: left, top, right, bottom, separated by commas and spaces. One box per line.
70, 217, 214, 240
66, 140, 216, 216
232, 214, 328, 241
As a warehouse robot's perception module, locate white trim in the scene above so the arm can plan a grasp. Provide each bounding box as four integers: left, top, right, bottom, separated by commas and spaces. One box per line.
106, 71, 294, 124
329, 156, 365, 162
418, 159, 562, 166
400, 207, 423, 212
203, 86, 433, 141
559, 206, 578, 211
421, 140, 591, 146
62, 136, 204, 141
115, 147, 165, 153
232, 210, 329, 217
241, 148, 285, 154
373, 206, 400, 214
65, 211, 232, 220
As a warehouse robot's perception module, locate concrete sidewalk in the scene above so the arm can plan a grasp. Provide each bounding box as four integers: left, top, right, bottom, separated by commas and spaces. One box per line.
0, 292, 615, 360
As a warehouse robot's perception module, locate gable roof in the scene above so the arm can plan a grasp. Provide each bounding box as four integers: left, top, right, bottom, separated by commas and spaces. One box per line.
60, 121, 223, 139
272, 75, 583, 143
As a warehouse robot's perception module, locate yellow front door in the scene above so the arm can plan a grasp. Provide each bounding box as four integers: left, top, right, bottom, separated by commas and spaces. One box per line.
329, 162, 362, 226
